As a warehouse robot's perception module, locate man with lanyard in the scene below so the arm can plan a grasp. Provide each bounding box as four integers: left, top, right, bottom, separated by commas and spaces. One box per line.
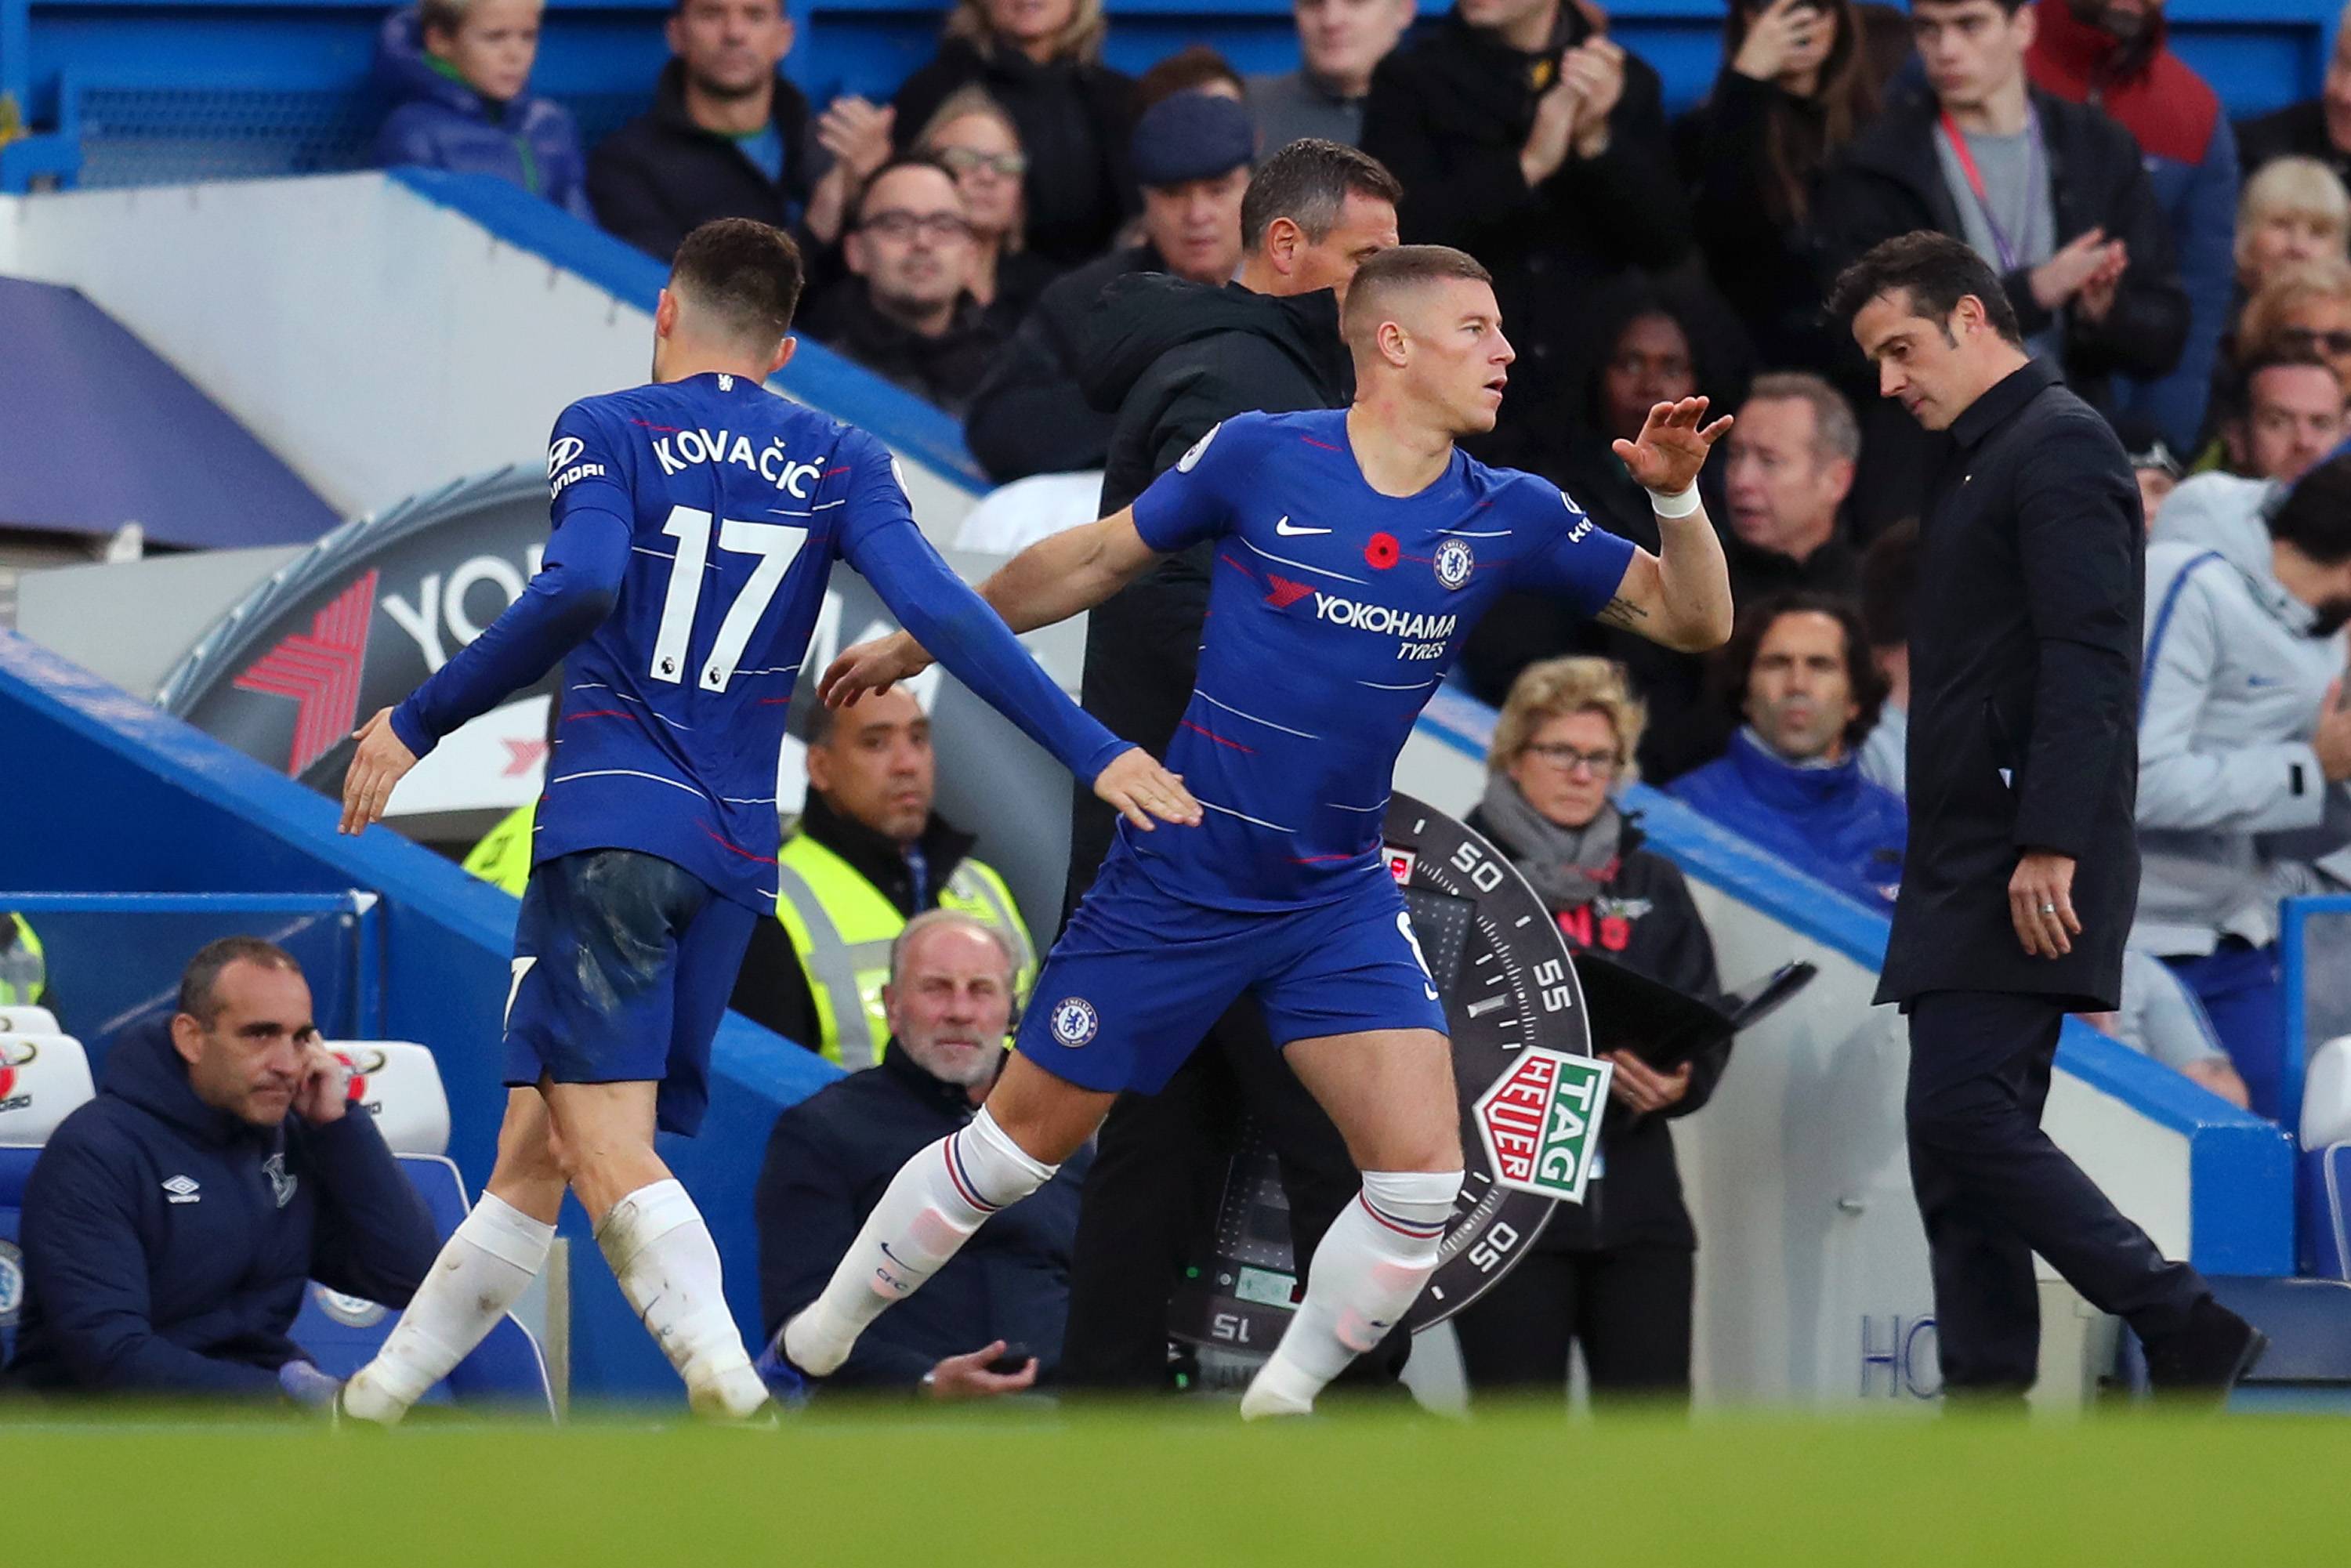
1814, 0, 2185, 531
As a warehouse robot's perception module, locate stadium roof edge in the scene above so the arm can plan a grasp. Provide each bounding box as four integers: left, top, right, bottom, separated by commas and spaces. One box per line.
383, 166, 991, 496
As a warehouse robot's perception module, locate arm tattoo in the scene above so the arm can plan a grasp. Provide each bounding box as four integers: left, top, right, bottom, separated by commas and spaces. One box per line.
1597, 596, 1650, 630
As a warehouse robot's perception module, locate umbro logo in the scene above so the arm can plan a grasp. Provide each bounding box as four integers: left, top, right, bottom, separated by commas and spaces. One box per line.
1264, 574, 1316, 610
162, 1175, 201, 1205
1274, 516, 1329, 536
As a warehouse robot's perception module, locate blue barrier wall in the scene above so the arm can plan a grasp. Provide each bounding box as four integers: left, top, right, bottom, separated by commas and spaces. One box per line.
0, 629, 840, 1401
1, 0, 2342, 190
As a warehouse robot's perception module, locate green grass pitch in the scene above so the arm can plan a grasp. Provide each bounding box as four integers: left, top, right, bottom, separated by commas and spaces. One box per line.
5, 1401, 2344, 1566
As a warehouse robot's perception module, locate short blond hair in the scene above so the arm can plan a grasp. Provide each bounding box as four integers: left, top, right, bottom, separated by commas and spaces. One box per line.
944, 0, 1105, 65
2237, 156, 2351, 277
1487, 657, 1643, 782
2240, 255, 2351, 357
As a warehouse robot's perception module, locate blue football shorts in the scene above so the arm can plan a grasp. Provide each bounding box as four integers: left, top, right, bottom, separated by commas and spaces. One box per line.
1016, 849, 1450, 1095
502, 847, 758, 1137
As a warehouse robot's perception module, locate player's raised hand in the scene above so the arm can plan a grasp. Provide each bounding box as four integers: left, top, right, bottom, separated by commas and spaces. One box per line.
1614, 396, 1732, 495
339, 708, 418, 835
820, 630, 936, 706
1095, 746, 1201, 831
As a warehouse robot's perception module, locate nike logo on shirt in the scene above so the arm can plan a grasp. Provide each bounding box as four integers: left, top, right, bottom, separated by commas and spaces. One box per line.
1274, 516, 1330, 536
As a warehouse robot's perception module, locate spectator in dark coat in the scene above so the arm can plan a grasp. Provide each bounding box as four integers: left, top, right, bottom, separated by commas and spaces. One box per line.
1360, 0, 1691, 464
1815, 0, 2187, 534
803, 158, 1005, 416
1452, 657, 1727, 1403
2027, 0, 2240, 454
1458, 270, 1753, 784
372, 0, 591, 220
962, 90, 1255, 483
890, 0, 1139, 267
5, 940, 437, 1400
914, 87, 1063, 332
1675, 0, 1880, 371
2236, 15, 2351, 190
589, 0, 882, 263
755, 913, 1085, 1396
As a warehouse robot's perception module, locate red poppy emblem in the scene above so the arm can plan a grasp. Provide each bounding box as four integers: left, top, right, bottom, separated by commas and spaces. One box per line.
1599, 915, 1632, 952
1366, 533, 1400, 569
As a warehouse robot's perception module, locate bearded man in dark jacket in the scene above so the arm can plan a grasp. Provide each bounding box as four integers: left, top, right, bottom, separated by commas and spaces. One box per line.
1051, 138, 1404, 1389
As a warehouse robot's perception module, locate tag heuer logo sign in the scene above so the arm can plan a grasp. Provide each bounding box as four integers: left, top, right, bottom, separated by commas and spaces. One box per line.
1474, 1048, 1613, 1205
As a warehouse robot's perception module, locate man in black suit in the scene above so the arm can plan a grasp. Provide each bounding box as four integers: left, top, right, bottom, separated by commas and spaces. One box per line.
1829, 231, 2262, 1403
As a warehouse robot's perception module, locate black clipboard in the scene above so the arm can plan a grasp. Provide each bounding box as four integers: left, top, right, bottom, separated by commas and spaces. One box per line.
1570, 954, 1818, 1070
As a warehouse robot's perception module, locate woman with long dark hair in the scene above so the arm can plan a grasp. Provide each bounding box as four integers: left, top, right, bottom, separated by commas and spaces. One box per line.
1677, 0, 1881, 369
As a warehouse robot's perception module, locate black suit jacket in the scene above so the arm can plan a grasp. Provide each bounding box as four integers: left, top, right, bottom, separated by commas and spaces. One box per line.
1876, 357, 2142, 1012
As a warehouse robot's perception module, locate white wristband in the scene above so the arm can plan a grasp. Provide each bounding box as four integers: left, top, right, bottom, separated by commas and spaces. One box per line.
1649, 483, 1701, 519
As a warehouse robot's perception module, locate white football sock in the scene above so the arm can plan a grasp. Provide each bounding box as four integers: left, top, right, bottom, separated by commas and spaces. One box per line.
341, 1192, 555, 1426
596, 1179, 770, 1419
1241, 1170, 1462, 1420
782, 1107, 1055, 1377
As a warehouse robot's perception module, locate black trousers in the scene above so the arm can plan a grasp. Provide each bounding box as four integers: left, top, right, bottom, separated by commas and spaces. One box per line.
1060, 999, 1369, 1389
1451, 1233, 1694, 1399
1905, 989, 2208, 1393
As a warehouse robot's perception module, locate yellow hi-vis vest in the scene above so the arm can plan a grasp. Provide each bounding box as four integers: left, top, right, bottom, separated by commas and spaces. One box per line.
0, 913, 45, 1008
464, 801, 538, 896
771, 833, 1036, 1069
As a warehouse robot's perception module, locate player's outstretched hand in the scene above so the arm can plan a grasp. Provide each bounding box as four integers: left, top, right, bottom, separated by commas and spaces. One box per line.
339, 708, 418, 836
1612, 395, 1733, 495
1095, 747, 1201, 832
819, 631, 935, 707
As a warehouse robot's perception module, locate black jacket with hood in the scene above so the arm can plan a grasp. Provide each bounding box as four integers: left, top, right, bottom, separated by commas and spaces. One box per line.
963, 242, 1163, 484
7, 1019, 437, 1396
1061, 273, 1353, 901
588, 62, 817, 264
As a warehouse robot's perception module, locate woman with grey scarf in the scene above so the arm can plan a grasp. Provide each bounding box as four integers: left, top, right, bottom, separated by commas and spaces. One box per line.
1452, 657, 1728, 1405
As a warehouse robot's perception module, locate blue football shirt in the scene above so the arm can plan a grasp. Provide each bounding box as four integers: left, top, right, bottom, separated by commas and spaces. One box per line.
1125, 407, 1637, 911
529, 371, 926, 909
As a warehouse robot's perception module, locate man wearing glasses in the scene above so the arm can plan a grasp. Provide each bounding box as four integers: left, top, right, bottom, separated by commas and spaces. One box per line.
804, 156, 1004, 417
1668, 591, 1907, 914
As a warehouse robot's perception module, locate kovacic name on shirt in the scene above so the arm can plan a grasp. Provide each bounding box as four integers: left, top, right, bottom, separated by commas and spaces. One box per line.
650, 425, 827, 498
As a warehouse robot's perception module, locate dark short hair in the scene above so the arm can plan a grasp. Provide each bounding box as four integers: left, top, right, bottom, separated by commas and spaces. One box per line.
2241, 346, 2345, 398
1342, 244, 1492, 344
179, 937, 302, 1027
853, 154, 962, 226
1827, 230, 2023, 346
670, 217, 805, 346
2271, 455, 2351, 564
1241, 139, 1403, 255
1911, 0, 2030, 15
1710, 591, 1888, 748
1859, 518, 1920, 650
1136, 44, 1244, 109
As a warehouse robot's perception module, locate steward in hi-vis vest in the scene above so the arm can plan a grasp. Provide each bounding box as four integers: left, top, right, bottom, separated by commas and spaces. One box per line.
0, 912, 45, 1007
729, 688, 1036, 1064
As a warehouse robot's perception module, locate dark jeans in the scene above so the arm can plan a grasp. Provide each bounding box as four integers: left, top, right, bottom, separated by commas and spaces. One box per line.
1906, 989, 2208, 1393
1060, 998, 1368, 1389
1451, 1233, 1694, 1400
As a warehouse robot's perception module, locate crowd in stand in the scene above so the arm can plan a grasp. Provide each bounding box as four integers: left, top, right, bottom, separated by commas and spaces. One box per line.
20, 0, 2342, 1412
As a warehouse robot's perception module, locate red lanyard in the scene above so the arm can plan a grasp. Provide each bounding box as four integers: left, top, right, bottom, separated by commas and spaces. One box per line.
1939, 107, 2039, 273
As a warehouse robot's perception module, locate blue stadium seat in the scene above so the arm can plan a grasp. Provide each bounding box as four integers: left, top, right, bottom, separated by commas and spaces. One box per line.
2302, 1143, 2351, 1280
290, 1152, 555, 1417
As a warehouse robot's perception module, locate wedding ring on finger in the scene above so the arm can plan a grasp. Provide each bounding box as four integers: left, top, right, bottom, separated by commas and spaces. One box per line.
2039, 903, 2057, 916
